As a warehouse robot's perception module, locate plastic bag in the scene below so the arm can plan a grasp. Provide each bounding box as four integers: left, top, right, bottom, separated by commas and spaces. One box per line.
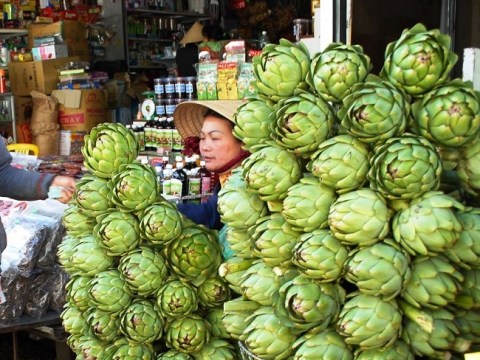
49, 265, 69, 313
0, 268, 33, 322
23, 270, 54, 318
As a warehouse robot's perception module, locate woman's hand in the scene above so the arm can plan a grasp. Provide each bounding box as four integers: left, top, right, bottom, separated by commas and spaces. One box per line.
50, 175, 76, 204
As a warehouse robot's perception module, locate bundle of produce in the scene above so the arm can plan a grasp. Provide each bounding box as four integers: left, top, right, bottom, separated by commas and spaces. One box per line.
58, 123, 236, 359
218, 23, 480, 360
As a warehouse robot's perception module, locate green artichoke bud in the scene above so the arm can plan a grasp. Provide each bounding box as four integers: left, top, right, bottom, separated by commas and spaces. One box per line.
222, 298, 261, 340
139, 201, 183, 246
233, 96, 275, 150
87, 269, 132, 315
252, 38, 310, 102
156, 279, 199, 319
402, 255, 463, 309
62, 234, 113, 277
111, 340, 154, 360
338, 74, 409, 144
94, 210, 140, 256
292, 327, 353, 360
120, 298, 163, 344
453, 268, 480, 310
328, 188, 390, 247
241, 307, 297, 360
218, 168, 268, 229
307, 135, 370, 194
345, 240, 411, 300
195, 276, 231, 308
56, 234, 77, 271
243, 141, 302, 201
62, 204, 95, 236
445, 207, 480, 268
380, 23, 458, 96
66, 275, 92, 312
292, 229, 348, 282
86, 308, 121, 342
61, 305, 86, 338
82, 122, 140, 178
401, 300, 459, 358
412, 78, 480, 147
191, 338, 237, 360
307, 42, 372, 103
282, 176, 336, 233
76, 335, 106, 360
251, 213, 302, 268
272, 90, 335, 158
165, 313, 211, 353
368, 134, 443, 200
156, 350, 192, 359
354, 340, 414, 360
218, 256, 254, 295
276, 274, 345, 333
457, 137, 480, 197
336, 293, 402, 350
108, 161, 159, 212
73, 174, 112, 217
453, 306, 480, 343
392, 191, 464, 255
165, 225, 222, 286
225, 227, 254, 259
118, 245, 169, 296
206, 307, 229, 339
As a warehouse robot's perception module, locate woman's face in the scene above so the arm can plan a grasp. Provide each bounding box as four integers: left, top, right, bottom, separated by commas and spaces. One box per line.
199, 115, 243, 172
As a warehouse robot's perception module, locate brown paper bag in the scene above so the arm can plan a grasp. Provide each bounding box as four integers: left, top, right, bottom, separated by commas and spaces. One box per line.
30, 90, 59, 156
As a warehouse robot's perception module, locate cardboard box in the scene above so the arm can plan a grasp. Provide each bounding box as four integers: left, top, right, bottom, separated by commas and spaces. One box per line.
8, 56, 79, 96
31, 44, 69, 61
13, 96, 33, 143
28, 21, 90, 61
59, 130, 86, 155
52, 89, 109, 131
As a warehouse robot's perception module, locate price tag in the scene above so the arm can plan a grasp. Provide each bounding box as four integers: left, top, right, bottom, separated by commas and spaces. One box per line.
465, 353, 480, 360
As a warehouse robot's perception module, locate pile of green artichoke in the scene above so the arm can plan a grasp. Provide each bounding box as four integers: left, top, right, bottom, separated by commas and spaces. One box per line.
218, 23, 480, 359
59, 123, 237, 359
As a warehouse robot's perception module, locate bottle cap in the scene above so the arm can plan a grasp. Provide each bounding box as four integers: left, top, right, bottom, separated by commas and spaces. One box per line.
200, 160, 206, 166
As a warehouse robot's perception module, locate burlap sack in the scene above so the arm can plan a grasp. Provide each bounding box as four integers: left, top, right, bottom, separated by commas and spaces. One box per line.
30, 90, 59, 156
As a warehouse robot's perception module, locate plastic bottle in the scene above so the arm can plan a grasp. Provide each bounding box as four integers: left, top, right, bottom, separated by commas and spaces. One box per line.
162, 164, 173, 196
171, 161, 188, 197
259, 30, 270, 49
188, 168, 201, 197
155, 165, 164, 192
198, 160, 211, 203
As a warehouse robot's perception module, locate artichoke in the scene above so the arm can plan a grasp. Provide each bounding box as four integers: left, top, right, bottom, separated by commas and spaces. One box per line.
218, 256, 254, 295
217, 168, 268, 229
156, 279, 199, 319
118, 245, 169, 297
73, 174, 112, 217
328, 188, 390, 247
119, 298, 163, 344
156, 350, 192, 359
65, 275, 92, 312
336, 293, 402, 350
453, 268, 480, 310
368, 134, 443, 200
307, 42, 372, 103
457, 137, 480, 197
165, 314, 211, 353
233, 96, 275, 150
292, 229, 348, 282
345, 240, 411, 300
281, 176, 337, 232
111, 340, 154, 360
195, 276, 231, 308
252, 38, 310, 102
108, 161, 159, 212
401, 255, 463, 309
94, 210, 140, 256
380, 22, 458, 96
86, 308, 121, 342
392, 191, 464, 256
272, 90, 335, 158
206, 307, 230, 339
241, 307, 297, 360
338, 74, 409, 144
354, 340, 414, 360
412, 78, 480, 147
242, 141, 302, 202
191, 338, 237, 360
222, 298, 261, 340
165, 225, 222, 286
225, 227, 254, 259
82, 122, 140, 178
87, 269, 132, 315
139, 200, 183, 246
61, 305, 86, 338
292, 328, 353, 360
62, 204, 96, 236
307, 134, 370, 194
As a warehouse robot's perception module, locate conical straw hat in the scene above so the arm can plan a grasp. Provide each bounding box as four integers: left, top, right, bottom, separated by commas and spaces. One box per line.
180, 21, 204, 44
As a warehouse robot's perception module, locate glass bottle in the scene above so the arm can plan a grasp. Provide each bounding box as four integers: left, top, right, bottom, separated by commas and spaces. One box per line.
171, 161, 188, 197
198, 160, 211, 203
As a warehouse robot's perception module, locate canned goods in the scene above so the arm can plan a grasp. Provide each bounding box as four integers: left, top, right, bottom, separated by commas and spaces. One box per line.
174, 77, 186, 99
185, 76, 197, 99
154, 78, 164, 97
155, 99, 165, 116
165, 98, 176, 115
164, 77, 175, 99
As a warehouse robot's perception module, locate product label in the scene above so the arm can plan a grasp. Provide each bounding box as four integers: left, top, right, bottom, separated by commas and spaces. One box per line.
189, 177, 200, 195
162, 179, 172, 196
170, 178, 182, 197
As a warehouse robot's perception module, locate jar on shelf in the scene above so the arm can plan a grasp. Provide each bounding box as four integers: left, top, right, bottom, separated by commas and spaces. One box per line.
164, 77, 175, 99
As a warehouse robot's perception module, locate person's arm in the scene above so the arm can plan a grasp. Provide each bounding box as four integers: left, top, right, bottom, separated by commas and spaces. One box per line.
177, 191, 223, 230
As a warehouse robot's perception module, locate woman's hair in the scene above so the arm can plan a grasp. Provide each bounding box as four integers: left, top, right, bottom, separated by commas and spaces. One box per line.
202, 24, 224, 41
